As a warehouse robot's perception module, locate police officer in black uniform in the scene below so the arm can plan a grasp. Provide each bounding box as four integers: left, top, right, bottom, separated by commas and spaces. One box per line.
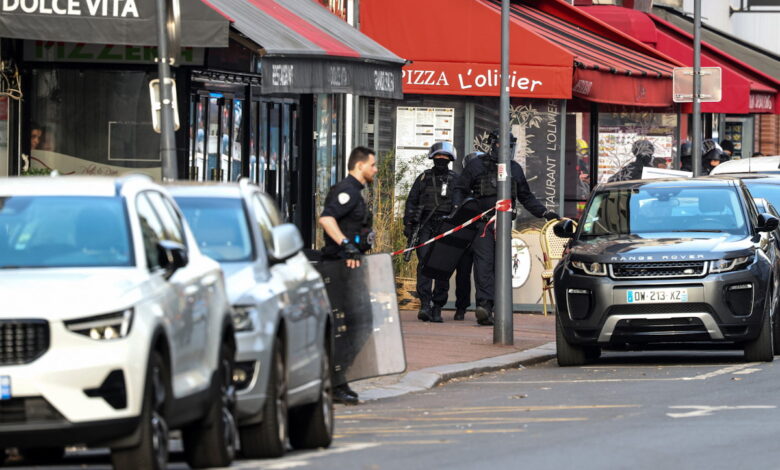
455, 131, 559, 326
404, 142, 459, 323
318, 146, 377, 405
452, 151, 485, 321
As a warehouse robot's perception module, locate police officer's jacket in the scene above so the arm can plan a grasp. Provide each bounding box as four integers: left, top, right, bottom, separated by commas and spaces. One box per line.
403, 167, 458, 227
454, 154, 547, 217
320, 174, 371, 258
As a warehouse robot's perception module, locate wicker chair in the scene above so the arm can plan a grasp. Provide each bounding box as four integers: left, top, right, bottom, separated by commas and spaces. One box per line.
539, 219, 576, 316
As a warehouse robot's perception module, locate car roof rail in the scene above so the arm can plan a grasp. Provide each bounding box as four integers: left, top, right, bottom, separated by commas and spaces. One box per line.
114, 173, 153, 195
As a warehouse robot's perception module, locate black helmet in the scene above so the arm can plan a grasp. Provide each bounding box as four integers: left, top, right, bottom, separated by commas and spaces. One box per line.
702, 139, 723, 161
720, 139, 735, 155
463, 151, 486, 167
631, 139, 655, 158
428, 141, 456, 161
486, 129, 517, 157
680, 141, 692, 157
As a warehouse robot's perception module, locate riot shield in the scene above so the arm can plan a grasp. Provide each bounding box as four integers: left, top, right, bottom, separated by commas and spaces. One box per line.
315, 253, 406, 385
421, 198, 482, 280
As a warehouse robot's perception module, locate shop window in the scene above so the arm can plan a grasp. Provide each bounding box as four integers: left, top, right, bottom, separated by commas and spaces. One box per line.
314, 94, 345, 248
190, 96, 207, 181
597, 111, 679, 182
249, 101, 257, 183
230, 99, 243, 181
206, 97, 220, 180
564, 111, 592, 220
220, 100, 231, 182
28, 69, 161, 178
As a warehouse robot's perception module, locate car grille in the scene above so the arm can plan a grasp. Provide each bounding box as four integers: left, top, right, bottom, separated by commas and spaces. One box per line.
0, 320, 50, 366
0, 397, 65, 424
607, 303, 712, 315
610, 261, 707, 279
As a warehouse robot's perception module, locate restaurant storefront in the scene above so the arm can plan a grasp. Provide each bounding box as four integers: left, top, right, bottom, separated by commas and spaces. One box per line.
361, 0, 681, 224
0, 0, 404, 245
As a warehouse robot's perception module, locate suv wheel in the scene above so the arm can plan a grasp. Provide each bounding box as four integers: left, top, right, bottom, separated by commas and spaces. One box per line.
240, 340, 287, 458
556, 313, 588, 367
745, 295, 775, 362
290, 334, 334, 450
111, 351, 170, 470
182, 342, 238, 468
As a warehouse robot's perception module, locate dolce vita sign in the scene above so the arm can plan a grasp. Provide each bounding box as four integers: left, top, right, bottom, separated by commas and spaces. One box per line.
1, 0, 140, 17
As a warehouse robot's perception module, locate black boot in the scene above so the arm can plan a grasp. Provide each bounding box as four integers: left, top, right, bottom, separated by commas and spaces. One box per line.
475, 305, 494, 326
454, 309, 466, 321
417, 306, 431, 322
430, 306, 443, 323
343, 383, 358, 398
333, 385, 359, 405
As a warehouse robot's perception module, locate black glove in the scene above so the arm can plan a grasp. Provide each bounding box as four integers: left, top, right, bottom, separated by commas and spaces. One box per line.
543, 210, 561, 221
342, 242, 361, 261
403, 224, 414, 240
441, 206, 459, 222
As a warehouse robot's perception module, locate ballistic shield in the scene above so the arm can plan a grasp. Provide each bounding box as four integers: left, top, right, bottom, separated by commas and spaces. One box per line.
316, 254, 406, 385
421, 198, 482, 281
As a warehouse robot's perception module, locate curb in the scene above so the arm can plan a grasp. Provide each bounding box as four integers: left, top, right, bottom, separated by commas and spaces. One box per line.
351, 342, 557, 401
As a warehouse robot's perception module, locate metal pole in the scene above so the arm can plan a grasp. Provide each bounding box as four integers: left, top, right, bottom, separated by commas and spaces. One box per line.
156, 0, 178, 181
494, 0, 512, 345
691, 0, 702, 177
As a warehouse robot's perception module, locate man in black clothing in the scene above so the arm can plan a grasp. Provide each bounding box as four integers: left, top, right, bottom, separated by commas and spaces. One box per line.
404, 142, 459, 323
318, 146, 377, 405
607, 139, 655, 182
453, 151, 485, 321
454, 131, 559, 326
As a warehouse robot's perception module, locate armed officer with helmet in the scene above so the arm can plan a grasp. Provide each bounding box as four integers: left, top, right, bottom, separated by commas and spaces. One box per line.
404, 142, 460, 323
454, 130, 559, 326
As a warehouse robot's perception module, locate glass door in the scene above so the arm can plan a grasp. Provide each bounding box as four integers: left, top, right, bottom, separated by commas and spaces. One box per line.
206, 96, 220, 181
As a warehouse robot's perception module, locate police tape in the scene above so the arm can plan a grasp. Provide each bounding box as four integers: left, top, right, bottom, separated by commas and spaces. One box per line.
391, 199, 512, 256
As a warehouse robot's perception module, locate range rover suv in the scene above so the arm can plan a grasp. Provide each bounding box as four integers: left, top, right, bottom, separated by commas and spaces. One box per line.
0, 176, 237, 469
554, 178, 780, 366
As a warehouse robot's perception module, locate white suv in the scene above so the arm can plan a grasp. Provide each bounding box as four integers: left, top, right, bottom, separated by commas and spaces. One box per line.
0, 175, 237, 470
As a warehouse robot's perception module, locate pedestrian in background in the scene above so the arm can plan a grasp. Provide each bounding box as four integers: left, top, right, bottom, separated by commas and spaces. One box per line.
702, 139, 724, 175
652, 157, 667, 169
608, 139, 655, 182
318, 146, 378, 405
720, 139, 734, 161
680, 141, 693, 172
454, 130, 559, 326
403, 142, 459, 323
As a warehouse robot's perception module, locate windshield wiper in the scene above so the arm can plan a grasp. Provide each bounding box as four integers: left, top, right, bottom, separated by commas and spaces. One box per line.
668, 229, 723, 233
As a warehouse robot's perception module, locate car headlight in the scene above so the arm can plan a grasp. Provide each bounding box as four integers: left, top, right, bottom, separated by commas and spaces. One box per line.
64, 308, 133, 340
570, 260, 608, 276
232, 305, 257, 332
710, 256, 754, 273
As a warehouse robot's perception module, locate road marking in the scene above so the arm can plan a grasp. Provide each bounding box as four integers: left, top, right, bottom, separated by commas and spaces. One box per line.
339, 405, 639, 418
232, 442, 379, 469
733, 368, 762, 375
338, 428, 529, 436
667, 405, 776, 418
683, 363, 759, 380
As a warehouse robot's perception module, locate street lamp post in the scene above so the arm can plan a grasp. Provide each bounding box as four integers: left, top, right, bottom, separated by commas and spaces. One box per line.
155, 0, 178, 182
495, 0, 513, 345
691, 0, 702, 177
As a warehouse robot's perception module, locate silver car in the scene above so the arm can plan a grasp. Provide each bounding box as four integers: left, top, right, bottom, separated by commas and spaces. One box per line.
169, 181, 333, 458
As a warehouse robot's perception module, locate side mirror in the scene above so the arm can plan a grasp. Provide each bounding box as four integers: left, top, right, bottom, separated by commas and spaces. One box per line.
157, 240, 189, 278
757, 213, 779, 232
553, 219, 576, 238
269, 223, 304, 261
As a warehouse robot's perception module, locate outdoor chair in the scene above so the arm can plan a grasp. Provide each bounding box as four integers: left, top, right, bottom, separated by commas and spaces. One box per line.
539, 218, 576, 316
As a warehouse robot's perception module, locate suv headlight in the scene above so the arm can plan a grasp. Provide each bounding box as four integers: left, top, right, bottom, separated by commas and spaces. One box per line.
64, 308, 134, 340
232, 305, 258, 332
570, 260, 608, 276
710, 256, 754, 273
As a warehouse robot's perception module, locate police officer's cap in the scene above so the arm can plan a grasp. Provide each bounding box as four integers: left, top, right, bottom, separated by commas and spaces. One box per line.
428, 141, 456, 161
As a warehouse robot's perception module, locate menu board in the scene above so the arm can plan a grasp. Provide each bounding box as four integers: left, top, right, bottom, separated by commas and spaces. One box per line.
598, 130, 674, 182
394, 107, 455, 196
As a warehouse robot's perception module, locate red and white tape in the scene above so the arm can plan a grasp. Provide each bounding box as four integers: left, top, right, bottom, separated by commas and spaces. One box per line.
392, 199, 511, 256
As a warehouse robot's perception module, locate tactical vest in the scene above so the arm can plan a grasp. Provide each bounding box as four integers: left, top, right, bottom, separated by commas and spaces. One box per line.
471, 158, 516, 200
419, 170, 456, 214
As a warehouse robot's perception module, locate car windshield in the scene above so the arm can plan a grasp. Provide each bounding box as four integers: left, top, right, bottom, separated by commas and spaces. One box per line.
580, 186, 748, 237
175, 197, 253, 262
742, 182, 780, 212
0, 196, 133, 268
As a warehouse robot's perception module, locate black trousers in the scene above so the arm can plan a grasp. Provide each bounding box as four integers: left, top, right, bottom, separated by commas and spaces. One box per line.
471, 220, 495, 310
455, 248, 473, 310
416, 222, 449, 308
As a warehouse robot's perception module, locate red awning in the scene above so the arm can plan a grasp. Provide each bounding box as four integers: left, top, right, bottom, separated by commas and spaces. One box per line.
582, 5, 780, 114
360, 0, 679, 107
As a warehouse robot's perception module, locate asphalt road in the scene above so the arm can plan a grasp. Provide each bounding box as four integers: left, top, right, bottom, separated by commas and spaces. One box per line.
8, 350, 780, 470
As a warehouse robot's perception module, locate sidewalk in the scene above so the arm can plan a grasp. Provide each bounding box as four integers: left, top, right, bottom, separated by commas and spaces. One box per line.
351, 310, 556, 401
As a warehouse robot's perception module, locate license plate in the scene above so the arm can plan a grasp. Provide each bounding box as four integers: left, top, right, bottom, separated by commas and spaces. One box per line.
0, 376, 10, 400
627, 288, 688, 303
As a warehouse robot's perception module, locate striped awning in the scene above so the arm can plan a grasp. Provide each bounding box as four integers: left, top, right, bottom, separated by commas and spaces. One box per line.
484, 0, 680, 107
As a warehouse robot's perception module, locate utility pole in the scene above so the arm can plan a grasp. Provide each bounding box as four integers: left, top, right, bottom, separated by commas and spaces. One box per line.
691, 0, 702, 177
155, 0, 178, 181
494, 0, 512, 345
